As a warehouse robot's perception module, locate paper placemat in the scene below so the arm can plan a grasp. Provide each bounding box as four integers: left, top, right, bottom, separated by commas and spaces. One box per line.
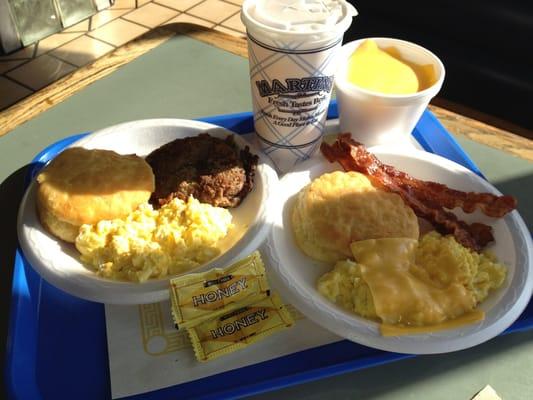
106, 261, 342, 399
104, 124, 424, 399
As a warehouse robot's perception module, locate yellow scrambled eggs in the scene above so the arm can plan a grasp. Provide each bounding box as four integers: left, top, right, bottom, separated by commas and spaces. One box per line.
75, 197, 233, 282
317, 232, 506, 330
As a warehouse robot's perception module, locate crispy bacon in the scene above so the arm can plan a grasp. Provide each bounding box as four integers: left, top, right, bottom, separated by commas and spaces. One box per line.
320, 134, 517, 251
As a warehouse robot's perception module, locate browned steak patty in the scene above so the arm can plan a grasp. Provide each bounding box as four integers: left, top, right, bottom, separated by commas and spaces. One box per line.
146, 133, 258, 208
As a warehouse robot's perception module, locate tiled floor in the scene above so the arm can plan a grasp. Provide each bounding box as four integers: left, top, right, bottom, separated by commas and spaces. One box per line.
0, 0, 246, 111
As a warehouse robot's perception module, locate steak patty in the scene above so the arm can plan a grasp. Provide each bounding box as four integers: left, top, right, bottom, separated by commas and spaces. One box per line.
146, 133, 258, 208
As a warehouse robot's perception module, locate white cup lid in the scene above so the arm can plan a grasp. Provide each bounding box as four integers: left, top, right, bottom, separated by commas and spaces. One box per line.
241, 0, 357, 44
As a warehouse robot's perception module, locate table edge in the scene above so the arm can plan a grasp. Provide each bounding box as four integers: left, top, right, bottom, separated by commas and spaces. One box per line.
0, 23, 531, 162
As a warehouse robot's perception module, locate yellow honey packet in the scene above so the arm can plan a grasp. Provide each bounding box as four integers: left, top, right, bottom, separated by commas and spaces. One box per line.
169, 251, 270, 329
187, 294, 294, 362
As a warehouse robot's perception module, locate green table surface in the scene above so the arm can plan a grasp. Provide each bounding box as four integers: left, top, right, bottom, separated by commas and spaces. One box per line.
1, 34, 532, 399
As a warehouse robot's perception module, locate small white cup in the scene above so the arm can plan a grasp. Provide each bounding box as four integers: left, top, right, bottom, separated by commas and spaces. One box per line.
335, 38, 445, 147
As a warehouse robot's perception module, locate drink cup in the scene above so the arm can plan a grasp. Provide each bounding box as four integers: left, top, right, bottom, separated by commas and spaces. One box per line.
241, 0, 357, 173
335, 37, 445, 147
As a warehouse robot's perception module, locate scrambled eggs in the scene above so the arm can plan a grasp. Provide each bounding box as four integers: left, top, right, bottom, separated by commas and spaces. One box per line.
317, 259, 379, 320
317, 232, 506, 328
75, 197, 233, 282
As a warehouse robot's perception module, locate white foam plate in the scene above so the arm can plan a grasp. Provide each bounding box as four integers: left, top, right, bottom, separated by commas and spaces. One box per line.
263, 146, 532, 354
17, 119, 278, 304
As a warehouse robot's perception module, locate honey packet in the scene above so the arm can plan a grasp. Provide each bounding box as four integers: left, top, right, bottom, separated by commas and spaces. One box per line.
187, 294, 294, 362
170, 251, 269, 329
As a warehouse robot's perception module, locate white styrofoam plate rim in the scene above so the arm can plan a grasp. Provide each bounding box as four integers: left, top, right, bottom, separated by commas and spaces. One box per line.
263, 147, 532, 354
17, 119, 279, 305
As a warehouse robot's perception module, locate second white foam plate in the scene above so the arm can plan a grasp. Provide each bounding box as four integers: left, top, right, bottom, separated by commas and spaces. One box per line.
263, 147, 532, 354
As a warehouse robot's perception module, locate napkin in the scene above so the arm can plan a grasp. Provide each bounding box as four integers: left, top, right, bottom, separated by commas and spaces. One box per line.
106, 286, 341, 398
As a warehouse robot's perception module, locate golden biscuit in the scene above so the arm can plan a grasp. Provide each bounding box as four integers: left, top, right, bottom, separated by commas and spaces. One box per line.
36, 147, 154, 242
36, 200, 80, 243
292, 171, 419, 262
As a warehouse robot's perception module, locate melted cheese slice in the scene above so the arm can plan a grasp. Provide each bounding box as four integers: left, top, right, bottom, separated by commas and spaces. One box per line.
350, 238, 478, 329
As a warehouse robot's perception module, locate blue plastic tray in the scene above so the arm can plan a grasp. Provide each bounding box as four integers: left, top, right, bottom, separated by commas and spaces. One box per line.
6, 100, 533, 399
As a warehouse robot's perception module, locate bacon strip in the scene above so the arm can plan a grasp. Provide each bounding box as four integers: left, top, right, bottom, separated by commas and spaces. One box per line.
321, 134, 517, 251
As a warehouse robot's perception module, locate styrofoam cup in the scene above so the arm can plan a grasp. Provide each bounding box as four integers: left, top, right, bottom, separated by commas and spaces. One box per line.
335, 38, 445, 147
